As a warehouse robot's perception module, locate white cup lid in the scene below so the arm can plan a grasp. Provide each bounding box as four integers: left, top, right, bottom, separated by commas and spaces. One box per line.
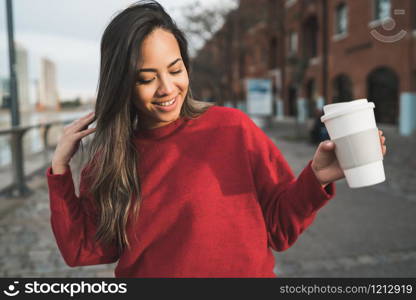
321, 99, 375, 122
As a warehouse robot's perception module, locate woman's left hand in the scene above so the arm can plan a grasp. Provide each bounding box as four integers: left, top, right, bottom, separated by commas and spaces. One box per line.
311, 130, 387, 187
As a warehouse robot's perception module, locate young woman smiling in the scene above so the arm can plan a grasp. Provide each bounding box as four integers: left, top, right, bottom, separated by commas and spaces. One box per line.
46, 0, 387, 278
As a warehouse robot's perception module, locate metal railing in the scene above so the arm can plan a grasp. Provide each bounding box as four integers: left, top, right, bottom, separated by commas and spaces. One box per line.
0, 120, 74, 197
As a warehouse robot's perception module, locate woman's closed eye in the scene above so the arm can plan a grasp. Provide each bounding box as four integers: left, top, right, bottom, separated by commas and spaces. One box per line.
137, 77, 154, 84
170, 69, 182, 75
136, 69, 183, 85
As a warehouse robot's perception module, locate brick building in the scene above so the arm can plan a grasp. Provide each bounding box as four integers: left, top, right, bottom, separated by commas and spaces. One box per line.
191, 0, 416, 135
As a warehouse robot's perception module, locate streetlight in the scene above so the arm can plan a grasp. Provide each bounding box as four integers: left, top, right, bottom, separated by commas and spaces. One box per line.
6, 0, 20, 126
5, 0, 29, 196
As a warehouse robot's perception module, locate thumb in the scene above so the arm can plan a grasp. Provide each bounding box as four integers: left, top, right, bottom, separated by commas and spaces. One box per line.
321, 140, 335, 151
313, 140, 337, 171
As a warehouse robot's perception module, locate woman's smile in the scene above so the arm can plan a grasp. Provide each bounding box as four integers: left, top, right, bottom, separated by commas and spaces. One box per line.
152, 95, 179, 112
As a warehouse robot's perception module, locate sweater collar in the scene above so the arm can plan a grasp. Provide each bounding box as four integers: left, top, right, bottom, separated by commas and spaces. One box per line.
134, 116, 188, 140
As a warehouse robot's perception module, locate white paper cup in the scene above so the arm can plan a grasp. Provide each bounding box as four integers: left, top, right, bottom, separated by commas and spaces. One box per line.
320, 99, 385, 188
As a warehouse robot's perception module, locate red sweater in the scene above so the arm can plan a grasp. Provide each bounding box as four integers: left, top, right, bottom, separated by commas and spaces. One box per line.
46, 106, 335, 278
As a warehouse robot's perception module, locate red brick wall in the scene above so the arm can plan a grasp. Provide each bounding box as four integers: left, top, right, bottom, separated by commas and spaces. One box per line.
191, 0, 416, 123
328, 0, 413, 100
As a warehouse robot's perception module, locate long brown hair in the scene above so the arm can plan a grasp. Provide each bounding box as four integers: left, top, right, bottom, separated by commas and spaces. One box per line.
83, 0, 213, 255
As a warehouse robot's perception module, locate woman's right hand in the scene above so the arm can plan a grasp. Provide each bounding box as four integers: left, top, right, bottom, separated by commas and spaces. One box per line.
51, 111, 96, 174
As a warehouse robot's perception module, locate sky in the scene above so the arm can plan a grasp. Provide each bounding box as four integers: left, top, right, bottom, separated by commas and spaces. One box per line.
0, 0, 235, 102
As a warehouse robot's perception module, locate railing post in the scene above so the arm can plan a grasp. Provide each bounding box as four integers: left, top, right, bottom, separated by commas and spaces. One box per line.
42, 124, 52, 164
10, 128, 30, 197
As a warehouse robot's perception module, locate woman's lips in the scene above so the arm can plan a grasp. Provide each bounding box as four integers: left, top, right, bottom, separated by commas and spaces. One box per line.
153, 96, 178, 112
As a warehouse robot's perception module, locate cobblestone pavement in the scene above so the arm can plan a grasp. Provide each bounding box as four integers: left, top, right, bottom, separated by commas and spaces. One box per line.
0, 168, 116, 278
0, 118, 415, 278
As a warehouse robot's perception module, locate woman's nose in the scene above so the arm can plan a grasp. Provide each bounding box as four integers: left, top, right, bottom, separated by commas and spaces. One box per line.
156, 77, 174, 96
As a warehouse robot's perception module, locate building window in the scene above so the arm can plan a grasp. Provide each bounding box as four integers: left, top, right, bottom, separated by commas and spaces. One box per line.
335, 3, 348, 35
288, 31, 298, 55
333, 74, 353, 102
374, 0, 391, 21
303, 16, 318, 59
269, 37, 278, 69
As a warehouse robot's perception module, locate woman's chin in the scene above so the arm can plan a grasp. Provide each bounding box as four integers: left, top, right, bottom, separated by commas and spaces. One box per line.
149, 112, 180, 128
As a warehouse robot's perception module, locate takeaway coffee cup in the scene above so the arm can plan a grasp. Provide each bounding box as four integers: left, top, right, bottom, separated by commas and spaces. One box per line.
320, 99, 385, 188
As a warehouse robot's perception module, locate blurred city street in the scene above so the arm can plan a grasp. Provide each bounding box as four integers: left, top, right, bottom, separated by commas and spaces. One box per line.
0, 117, 415, 278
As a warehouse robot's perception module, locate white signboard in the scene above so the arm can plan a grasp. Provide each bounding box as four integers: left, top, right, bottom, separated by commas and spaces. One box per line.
246, 79, 272, 115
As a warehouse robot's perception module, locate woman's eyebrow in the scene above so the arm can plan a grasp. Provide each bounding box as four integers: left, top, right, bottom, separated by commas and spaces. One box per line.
138, 58, 182, 73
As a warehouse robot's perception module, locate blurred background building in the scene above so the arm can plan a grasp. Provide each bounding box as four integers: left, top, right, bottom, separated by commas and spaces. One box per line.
1, 43, 31, 111
15, 42, 30, 112
37, 57, 60, 111
191, 0, 416, 135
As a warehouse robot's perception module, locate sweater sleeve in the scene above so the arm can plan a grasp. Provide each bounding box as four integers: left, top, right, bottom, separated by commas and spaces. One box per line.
241, 114, 336, 252
46, 165, 119, 267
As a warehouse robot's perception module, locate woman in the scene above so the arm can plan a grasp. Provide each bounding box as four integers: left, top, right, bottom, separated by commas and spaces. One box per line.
47, 0, 387, 278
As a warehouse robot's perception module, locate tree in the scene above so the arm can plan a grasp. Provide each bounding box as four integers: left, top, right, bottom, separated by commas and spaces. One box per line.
177, 0, 238, 57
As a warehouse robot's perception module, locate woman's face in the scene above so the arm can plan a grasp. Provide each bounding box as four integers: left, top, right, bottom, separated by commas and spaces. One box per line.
134, 28, 189, 129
